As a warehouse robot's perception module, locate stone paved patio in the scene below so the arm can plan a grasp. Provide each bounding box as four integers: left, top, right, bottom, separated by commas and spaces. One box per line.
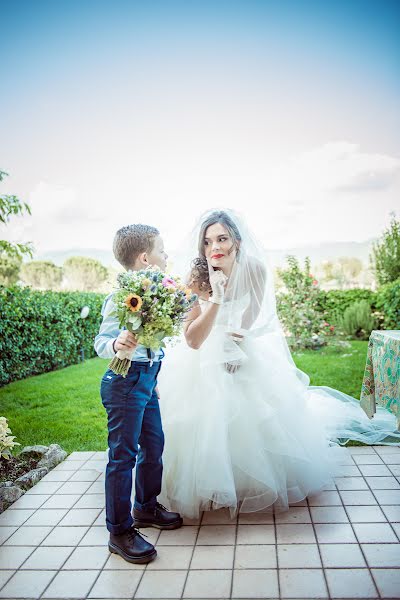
0, 445, 399, 599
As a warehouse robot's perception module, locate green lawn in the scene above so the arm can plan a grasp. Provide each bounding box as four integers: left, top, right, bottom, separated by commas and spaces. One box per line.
0, 341, 368, 454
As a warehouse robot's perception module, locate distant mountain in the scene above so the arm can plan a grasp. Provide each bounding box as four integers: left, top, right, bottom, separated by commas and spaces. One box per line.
37, 239, 375, 269
37, 248, 118, 268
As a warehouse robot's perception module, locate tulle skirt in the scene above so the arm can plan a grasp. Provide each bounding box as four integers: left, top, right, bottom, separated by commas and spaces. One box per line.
158, 331, 400, 519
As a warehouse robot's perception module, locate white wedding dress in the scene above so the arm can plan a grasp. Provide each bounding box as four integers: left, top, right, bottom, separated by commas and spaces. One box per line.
158, 295, 400, 519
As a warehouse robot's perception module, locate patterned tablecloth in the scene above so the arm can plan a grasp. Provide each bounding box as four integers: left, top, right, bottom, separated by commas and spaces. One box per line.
360, 330, 400, 428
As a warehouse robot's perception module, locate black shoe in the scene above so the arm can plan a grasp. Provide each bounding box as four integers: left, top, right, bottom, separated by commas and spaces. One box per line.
133, 502, 183, 530
109, 526, 157, 564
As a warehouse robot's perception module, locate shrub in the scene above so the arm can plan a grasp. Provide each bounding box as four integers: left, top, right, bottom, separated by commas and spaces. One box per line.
375, 278, 400, 330
0, 286, 105, 386
339, 300, 376, 340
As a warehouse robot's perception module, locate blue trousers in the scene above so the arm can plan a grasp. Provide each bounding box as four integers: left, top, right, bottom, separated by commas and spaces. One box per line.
100, 361, 164, 535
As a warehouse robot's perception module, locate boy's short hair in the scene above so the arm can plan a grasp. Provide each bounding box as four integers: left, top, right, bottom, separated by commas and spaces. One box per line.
113, 224, 160, 270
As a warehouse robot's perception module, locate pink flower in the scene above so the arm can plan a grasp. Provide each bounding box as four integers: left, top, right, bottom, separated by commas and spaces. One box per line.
162, 277, 177, 288
330, 325, 335, 331
312, 279, 318, 285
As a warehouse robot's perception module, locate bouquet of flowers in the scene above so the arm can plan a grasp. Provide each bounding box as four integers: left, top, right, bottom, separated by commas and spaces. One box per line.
109, 267, 198, 376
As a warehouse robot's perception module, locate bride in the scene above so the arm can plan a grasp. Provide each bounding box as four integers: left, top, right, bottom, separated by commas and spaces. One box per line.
158, 209, 400, 519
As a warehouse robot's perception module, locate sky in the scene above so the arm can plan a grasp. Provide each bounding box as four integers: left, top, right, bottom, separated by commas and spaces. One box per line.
1, 0, 399, 260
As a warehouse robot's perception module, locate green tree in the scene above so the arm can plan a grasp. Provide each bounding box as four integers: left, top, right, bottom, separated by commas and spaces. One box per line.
371, 214, 400, 285
0, 170, 33, 259
0, 254, 22, 286
20, 260, 63, 290
63, 256, 108, 291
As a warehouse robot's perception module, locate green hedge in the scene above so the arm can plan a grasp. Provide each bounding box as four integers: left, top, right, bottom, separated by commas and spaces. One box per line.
0, 286, 105, 386
317, 288, 377, 326
375, 279, 400, 329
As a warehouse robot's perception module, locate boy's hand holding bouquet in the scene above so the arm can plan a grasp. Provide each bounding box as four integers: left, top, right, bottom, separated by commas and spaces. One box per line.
109, 266, 198, 376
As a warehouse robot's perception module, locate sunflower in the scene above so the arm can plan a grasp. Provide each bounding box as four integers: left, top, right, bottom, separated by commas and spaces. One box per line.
124, 293, 143, 312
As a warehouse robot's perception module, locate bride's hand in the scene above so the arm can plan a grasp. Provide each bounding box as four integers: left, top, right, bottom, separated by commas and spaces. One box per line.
207, 259, 227, 305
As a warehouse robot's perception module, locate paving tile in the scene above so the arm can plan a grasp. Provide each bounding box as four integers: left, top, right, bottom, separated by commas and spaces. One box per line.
92, 508, 106, 526
0, 527, 18, 544
314, 523, 357, 543
345, 504, 387, 522
382, 453, 400, 464
86, 481, 105, 494
0, 570, 55, 599
358, 464, 392, 476
353, 522, 398, 543
137, 569, 187, 598
78, 526, 109, 546
88, 569, 141, 598
68, 469, 102, 482
9, 494, 50, 509
310, 506, 348, 523
308, 491, 342, 506
40, 470, 73, 482
392, 522, 400, 540
0, 509, 35, 526
147, 545, 192, 569
375, 445, 400, 454
326, 568, 377, 598
0, 545, 34, 569
0, 571, 15, 590
67, 451, 96, 460
277, 544, 321, 568
184, 569, 232, 598
349, 446, 377, 454
158, 525, 198, 546
191, 545, 235, 569
274, 507, 311, 524
381, 504, 400, 521
73, 494, 105, 509
24, 508, 69, 526
279, 568, 327, 599
238, 511, 274, 524
21, 546, 73, 570
58, 508, 102, 526
40, 494, 81, 509
276, 523, 316, 544
235, 544, 277, 568
362, 543, 400, 567
337, 465, 362, 476
202, 508, 236, 524
334, 476, 368, 490
56, 481, 93, 495
41, 525, 89, 546
340, 490, 377, 505
319, 543, 366, 567
232, 569, 278, 599
42, 569, 99, 598
237, 524, 275, 544
371, 568, 400, 598
373, 489, 400, 504
79, 460, 106, 472
53, 460, 87, 471
4, 526, 53, 546
352, 454, 384, 464
389, 464, 400, 476
365, 476, 400, 489
196, 525, 236, 545
104, 553, 145, 570
62, 545, 109, 569
24, 481, 64, 494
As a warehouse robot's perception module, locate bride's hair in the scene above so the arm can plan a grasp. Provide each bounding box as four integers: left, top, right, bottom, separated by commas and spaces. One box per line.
188, 210, 242, 293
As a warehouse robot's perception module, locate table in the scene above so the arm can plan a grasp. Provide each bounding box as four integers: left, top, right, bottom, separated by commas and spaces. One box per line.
360, 330, 400, 428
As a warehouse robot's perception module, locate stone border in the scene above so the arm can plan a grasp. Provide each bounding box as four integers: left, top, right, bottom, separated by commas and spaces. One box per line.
0, 443, 67, 512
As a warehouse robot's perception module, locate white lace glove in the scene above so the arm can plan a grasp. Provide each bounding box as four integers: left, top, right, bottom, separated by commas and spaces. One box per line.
207, 260, 228, 305
225, 332, 244, 374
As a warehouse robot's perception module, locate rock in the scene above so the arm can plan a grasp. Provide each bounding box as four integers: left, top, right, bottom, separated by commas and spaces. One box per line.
19, 445, 49, 458
0, 481, 14, 488
15, 467, 49, 490
0, 484, 24, 504
37, 444, 67, 470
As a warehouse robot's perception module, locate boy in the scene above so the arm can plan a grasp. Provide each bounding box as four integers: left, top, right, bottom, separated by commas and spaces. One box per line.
94, 224, 182, 565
